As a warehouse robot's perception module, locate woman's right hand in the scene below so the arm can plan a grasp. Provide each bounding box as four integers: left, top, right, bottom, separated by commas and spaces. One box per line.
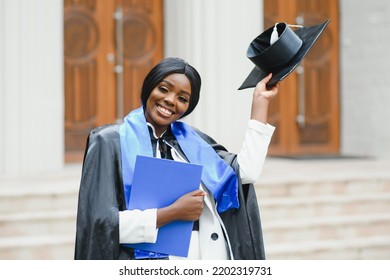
156, 189, 206, 228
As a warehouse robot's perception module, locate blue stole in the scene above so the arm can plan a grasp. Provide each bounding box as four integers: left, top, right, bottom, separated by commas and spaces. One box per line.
119, 106, 239, 258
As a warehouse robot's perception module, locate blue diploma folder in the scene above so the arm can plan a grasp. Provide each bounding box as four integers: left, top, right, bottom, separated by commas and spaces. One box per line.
127, 155, 203, 257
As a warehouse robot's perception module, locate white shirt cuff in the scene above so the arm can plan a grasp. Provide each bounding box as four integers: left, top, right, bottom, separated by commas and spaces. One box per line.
248, 119, 275, 136
119, 208, 159, 244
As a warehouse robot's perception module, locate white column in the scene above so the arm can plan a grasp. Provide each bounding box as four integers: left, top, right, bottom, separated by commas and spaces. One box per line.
340, 0, 390, 158
0, 0, 64, 175
164, 0, 263, 153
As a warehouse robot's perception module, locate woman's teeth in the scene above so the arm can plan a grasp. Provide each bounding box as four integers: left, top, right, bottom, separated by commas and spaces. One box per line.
157, 105, 173, 115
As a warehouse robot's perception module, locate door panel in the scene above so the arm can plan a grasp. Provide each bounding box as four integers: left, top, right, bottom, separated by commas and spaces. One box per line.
118, 0, 164, 118
264, 0, 339, 156
64, 0, 163, 162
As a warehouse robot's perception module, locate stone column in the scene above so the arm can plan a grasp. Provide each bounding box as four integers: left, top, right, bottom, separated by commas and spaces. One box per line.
0, 0, 64, 175
164, 0, 263, 153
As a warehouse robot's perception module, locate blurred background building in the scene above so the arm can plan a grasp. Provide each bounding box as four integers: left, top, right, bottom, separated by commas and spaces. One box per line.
0, 0, 389, 259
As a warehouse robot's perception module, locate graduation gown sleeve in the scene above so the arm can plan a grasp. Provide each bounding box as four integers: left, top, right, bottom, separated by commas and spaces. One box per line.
74, 124, 126, 259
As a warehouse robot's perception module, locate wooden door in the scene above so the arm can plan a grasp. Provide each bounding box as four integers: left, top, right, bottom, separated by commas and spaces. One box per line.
64, 0, 163, 162
264, 0, 340, 157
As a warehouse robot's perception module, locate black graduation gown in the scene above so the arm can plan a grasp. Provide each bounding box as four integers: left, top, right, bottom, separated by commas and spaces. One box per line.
74, 123, 266, 260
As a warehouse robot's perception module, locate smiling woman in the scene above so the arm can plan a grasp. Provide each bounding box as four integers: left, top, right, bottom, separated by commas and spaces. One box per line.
74, 57, 279, 260
144, 73, 192, 136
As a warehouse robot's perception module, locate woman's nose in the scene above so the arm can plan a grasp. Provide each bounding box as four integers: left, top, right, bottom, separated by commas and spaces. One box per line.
163, 93, 175, 105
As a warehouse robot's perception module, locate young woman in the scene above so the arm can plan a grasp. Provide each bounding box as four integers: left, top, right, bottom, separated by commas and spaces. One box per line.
74, 57, 278, 260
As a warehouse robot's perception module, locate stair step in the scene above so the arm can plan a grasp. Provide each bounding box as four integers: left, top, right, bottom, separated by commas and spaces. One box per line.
266, 235, 390, 260
255, 177, 390, 198
1, 160, 389, 260
0, 184, 79, 214
260, 158, 390, 186
0, 210, 76, 237
0, 234, 74, 259
259, 193, 390, 219
262, 213, 390, 243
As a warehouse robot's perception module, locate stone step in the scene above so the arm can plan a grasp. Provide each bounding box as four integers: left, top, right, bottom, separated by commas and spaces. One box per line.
0, 234, 74, 260
2, 234, 389, 260
0, 210, 76, 238
0, 184, 79, 214
262, 212, 390, 244
265, 235, 390, 260
255, 177, 390, 198
1, 160, 389, 260
0, 163, 81, 214
259, 193, 390, 220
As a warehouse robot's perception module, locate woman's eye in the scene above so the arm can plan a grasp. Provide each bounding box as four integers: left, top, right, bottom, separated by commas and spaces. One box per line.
159, 86, 169, 93
178, 96, 189, 103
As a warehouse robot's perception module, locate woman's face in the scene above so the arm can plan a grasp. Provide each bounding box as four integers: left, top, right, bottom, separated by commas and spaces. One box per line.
144, 73, 192, 137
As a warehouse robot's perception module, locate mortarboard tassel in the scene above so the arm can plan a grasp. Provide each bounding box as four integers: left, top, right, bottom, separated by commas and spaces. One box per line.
270, 23, 279, 45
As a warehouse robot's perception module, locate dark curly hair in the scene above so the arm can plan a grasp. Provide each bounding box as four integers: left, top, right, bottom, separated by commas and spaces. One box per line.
140, 57, 201, 118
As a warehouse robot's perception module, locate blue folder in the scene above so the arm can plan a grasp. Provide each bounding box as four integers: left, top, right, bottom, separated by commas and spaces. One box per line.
127, 155, 203, 257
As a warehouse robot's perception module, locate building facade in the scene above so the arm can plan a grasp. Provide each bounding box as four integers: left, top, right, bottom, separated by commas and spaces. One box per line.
1, 0, 390, 177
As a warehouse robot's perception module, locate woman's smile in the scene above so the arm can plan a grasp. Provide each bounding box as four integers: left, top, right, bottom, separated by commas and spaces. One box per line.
156, 103, 175, 117
145, 73, 192, 137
